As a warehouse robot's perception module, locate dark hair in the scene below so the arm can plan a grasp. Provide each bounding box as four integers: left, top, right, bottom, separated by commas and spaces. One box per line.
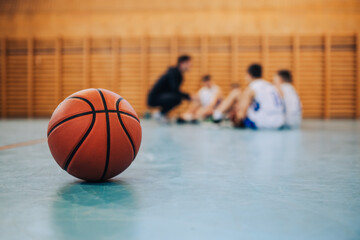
247, 64, 262, 78
202, 75, 211, 82
177, 55, 191, 65
277, 70, 292, 83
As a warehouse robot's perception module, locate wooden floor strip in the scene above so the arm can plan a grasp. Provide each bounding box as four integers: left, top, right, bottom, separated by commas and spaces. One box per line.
0, 138, 47, 151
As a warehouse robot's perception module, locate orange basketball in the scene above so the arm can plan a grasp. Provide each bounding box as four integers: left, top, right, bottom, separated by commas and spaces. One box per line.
47, 88, 142, 181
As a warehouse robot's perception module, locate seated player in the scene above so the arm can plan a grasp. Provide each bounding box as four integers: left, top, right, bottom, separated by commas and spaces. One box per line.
213, 64, 285, 129
178, 75, 222, 123
273, 70, 302, 128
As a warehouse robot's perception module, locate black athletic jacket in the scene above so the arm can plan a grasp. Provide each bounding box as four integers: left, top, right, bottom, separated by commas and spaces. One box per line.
148, 67, 190, 100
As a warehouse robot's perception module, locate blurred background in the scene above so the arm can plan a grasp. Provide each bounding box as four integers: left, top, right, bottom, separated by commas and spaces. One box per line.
0, 0, 359, 118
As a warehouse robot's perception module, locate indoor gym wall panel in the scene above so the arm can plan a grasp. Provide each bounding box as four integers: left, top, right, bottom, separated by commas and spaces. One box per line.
89, 38, 112, 91
118, 38, 144, 113
147, 37, 172, 88
268, 36, 293, 81
298, 36, 325, 118
237, 36, 262, 89
207, 37, 232, 95
61, 39, 84, 100
0, 35, 359, 119
33, 39, 56, 117
6, 39, 28, 117
329, 35, 357, 118
0, 40, 3, 117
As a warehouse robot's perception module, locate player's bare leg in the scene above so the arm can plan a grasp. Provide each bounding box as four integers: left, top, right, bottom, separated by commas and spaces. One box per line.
213, 88, 241, 122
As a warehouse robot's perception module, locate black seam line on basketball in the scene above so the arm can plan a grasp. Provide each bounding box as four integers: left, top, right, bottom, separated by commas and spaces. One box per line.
107, 110, 140, 122
47, 110, 138, 137
97, 89, 111, 180
116, 98, 136, 160
64, 97, 96, 171
47, 111, 93, 136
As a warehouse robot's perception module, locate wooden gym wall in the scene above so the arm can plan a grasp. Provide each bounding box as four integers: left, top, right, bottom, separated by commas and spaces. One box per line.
0, 34, 359, 119
1, 0, 360, 37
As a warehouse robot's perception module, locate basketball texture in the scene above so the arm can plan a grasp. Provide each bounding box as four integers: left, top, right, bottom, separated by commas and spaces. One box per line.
47, 88, 142, 181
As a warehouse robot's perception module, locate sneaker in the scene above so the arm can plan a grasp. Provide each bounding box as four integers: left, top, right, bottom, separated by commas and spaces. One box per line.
158, 115, 171, 124
176, 117, 187, 124
212, 118, 223, 124
212, 110, 223, 123
153, 111, 170, 124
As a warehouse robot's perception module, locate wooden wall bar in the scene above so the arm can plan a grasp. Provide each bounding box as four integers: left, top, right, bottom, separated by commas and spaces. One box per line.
357, 33, 360, 118
1, 39, 6, 117
27, 38, 34, 117
0, 34, 359, 119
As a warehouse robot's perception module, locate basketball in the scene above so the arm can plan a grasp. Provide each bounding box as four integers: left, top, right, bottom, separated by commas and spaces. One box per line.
47, 88, 142, 181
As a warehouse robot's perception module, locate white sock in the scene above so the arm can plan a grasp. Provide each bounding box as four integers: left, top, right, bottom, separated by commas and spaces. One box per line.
213, 110, 223, 121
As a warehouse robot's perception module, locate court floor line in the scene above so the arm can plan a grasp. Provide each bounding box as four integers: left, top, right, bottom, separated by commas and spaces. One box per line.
0, 138, 47, 151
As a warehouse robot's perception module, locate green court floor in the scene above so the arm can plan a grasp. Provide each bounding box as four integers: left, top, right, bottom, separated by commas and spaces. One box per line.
0, 119, 360, 240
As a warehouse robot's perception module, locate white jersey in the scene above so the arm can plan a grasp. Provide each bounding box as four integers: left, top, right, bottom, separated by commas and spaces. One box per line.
198, 85, 220, 107
281, 83, 302, 128
247, 79, 285, 129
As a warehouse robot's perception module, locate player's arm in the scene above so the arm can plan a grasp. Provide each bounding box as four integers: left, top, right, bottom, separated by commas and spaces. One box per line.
236, 87, 254, 121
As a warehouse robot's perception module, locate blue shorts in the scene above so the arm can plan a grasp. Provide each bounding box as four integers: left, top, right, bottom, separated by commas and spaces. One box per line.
243, 118, 257, 129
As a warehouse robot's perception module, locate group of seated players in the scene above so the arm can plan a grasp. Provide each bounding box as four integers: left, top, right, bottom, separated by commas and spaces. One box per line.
147, 55, 301, 129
